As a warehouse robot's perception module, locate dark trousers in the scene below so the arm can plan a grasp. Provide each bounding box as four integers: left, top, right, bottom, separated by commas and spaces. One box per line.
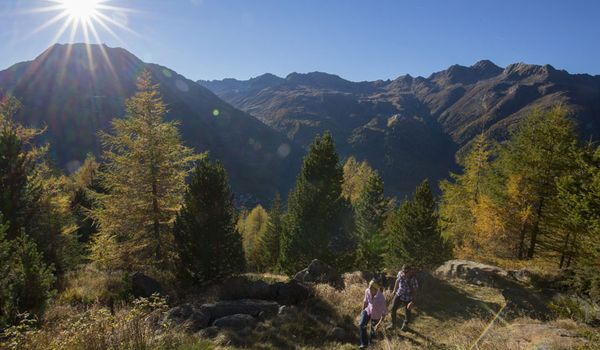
390, 295, 411, 327
358, 310, 380, 346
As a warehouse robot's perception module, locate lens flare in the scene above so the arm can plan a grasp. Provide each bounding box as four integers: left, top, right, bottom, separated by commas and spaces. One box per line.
60, 0, 100, 21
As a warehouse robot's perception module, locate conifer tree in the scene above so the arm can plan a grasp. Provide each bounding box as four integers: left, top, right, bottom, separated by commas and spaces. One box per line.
385, 180, 450, 268
342, 156, 377, 204
0, 96, 45, 241
439, 134, 495, 256
173, 158, 245, 284
91, 70, 200, 270
0, 213, 56, 328
354, 171, 387, 271
496, 106, 578, 259
279, 132, 348, 273
556, 145, 600, 299
240, 204, 269, 271
256, 193, 283, 272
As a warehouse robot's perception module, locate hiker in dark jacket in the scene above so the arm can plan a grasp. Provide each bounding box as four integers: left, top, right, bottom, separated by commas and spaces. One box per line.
388, 264, 418, 331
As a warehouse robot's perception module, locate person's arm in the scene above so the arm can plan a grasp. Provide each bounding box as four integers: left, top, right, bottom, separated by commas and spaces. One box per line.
373, 315, 385, 331
407, 278, 418, 309
362, 290, 368, 310
391, 278, 399, 296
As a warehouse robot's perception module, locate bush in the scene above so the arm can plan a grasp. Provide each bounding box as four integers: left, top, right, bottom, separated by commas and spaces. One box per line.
57, 265, 131, 306
0, 229, 56, 328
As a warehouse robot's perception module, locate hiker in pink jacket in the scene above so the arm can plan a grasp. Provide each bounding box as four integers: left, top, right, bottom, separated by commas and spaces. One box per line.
358, 279, 387, 348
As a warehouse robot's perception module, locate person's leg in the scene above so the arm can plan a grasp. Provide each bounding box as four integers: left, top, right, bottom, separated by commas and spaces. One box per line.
390, 295, 400, 327
402, 301, 411, 330
369, 318, 379, 343
358, 310, 370, 347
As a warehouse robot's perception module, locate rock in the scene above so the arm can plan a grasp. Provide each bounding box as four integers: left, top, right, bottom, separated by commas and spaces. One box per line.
196, 326, 219, 339
201, 299, 279, 322
247, 280, 274, 300
294, 259, 344, 288
435, 260, 510, 287
330, 326, 349, 342
508, 268, 533, 284
163, 303, 210, 331
271, 280, 311, 305
213, 314, 258, 330
131, 272, 162, 298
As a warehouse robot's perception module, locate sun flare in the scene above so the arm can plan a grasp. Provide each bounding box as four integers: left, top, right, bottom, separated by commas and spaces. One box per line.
28, 0, 135, 45
60, 0, 100, 21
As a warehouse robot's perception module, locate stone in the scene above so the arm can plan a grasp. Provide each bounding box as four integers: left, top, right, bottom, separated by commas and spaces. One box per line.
163, 303, 210, 331
201, 299, 279, 322
294, 259, 344, 288
434, 260, 510, 287
213, 314, 258, 330
131, 272, 162, 298
196, 326, 219, 339
271, 280, 311, 305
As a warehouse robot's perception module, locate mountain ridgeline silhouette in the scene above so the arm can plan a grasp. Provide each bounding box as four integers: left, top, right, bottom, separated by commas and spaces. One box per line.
2, 44, 600, 201
0, 43, 302, 203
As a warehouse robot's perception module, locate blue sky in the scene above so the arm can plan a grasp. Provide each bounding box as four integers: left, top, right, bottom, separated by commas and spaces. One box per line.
0, 0, 598, 81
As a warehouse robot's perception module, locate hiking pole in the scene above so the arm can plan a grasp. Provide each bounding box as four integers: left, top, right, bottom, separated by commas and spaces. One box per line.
469, 302, 507, 350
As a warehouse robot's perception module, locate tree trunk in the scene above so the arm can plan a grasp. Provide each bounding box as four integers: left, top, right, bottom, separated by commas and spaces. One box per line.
527, 197, 545, 259
559, 230, 571, 269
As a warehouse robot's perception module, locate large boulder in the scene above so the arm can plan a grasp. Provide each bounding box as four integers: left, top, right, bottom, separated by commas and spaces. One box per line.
131, 272, 162, 297
294, 259, 344, 288
270, 280, 311, 305
163, 303, 210, 331
435, 260, 510, 287
200, 299, 279, 322
212, 314, 259, 330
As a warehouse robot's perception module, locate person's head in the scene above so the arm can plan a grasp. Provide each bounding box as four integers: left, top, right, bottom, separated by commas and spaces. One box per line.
368, 279, 380, 294
402, 264, 415, 276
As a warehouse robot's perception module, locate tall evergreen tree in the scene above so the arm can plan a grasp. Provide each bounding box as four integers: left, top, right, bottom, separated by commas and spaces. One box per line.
90, 70, 200, 270
256, 193, 283, 272
385, 180, 450, 268
354, 171, 388, 271
173, 157, 245, 284
556, 145, 600, 300
439, 134, 496, 257
496, 106, 578, 259
279, 132, 349, 274
0, 96, 45, 241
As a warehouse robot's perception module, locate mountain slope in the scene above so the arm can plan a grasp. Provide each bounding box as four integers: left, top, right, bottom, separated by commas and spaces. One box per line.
0, 43, 302, 203
199, 62, 600, 196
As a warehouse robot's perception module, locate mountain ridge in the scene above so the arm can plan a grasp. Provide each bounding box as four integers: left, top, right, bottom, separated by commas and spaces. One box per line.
0, 43, 303, 203
198, 60, 600, 197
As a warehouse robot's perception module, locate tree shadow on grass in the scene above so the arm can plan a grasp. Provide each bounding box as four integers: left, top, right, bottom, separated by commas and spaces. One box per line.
414, 274, 503, 321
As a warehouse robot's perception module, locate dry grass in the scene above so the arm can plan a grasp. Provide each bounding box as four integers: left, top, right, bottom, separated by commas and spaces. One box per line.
6, 269, 598, 350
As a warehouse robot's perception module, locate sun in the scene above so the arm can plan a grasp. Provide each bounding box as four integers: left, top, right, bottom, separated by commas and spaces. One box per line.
26, 0, 136, 45
59, 0, 101, 21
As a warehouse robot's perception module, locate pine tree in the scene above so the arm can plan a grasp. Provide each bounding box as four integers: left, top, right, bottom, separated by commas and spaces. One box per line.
173, 157, 245, 284
439, 134, 495, 257
91, 70, 200, 270
0, 213, 56, 328
385, 180, 450, 268
240, 204, 269, 271
354, 171, 388, 271
496, 106, 578, 259
70, 154, 101, 244
556, 145, 600, 300
279, 132, 349, 274
342, 156, 377, 204
0, 96, 45, 241
256, 193, 283, 272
